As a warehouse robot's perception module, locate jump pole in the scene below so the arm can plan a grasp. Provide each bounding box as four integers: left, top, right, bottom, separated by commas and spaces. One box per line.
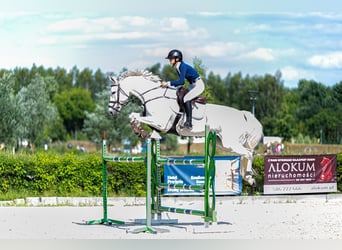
150, 125, 217, 225
85, 131, 145, 225
132, 138, 169, 233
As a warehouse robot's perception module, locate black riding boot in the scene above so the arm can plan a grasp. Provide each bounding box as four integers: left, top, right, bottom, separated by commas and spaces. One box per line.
183, 101, 192, 129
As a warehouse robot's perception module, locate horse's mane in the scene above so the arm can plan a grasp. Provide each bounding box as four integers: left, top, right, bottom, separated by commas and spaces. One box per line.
118, 69, 161, 83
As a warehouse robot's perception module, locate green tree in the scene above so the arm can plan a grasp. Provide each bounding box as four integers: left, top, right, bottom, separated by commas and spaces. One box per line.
93, 69, 108, 95
0, 73, 18, 146
54, 88, 95, 138
296, 79, 338, 141
206, 71, 226, 105
332, 81, 342, 103
15, 74, 59, 147
273, 88, 299, 141
146, 63, 162, 76
224, 72, 244, 109
83, 87, 143, 149
160, 64, 178, 82
53, 67, 74, 91
192, 58, 212, 103
255, 71, 284, 119
76, 68, 93, 90
13, 67, 30, 93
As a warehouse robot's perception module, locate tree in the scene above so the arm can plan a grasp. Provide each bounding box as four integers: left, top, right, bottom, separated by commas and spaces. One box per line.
193, 57, 211, 102
224, 72, 244, 109
76, 68, 94, 91
332, 81, 342, 103
273, 88, 299, 141
0, 73, 18, 146
295, 79, 338, 140
53, 67, 74, 91
93, 69, 108, 96
54, 88, 95, 138
15, 74, 59, 147
146, 63, 161, 76
13, 67, 29, 93
83, 88, 143, 149
206, 71, 226, 105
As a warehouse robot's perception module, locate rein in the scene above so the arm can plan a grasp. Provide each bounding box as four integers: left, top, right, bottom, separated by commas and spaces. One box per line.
109, 73, 177, 114
138, 86, 176, 105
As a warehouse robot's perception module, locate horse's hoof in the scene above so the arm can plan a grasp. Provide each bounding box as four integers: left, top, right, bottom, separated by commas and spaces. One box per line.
245, 175, 256, 187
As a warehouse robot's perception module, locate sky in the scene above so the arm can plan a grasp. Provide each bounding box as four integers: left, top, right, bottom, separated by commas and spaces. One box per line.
1, 0, 342, 88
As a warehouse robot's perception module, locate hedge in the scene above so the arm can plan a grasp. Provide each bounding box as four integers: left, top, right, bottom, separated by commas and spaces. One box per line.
0, 152, 146, 199
0, 152, 341, 200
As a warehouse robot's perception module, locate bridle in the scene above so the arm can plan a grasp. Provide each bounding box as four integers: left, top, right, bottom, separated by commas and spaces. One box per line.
108, 79, 129, 113
108, 77, 177, 113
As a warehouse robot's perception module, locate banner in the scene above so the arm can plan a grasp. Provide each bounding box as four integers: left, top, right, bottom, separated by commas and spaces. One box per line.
264, 154, 337, 194
164, 156, 242, 195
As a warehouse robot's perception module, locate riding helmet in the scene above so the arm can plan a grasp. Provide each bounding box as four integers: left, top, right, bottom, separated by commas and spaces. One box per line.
165, 49, 183, 61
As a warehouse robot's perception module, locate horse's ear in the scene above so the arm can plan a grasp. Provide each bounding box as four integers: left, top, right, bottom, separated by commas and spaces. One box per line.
109, 76, 117, 85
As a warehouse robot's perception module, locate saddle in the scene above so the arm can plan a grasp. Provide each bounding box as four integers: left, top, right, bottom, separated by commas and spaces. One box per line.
176, 87, 206, 111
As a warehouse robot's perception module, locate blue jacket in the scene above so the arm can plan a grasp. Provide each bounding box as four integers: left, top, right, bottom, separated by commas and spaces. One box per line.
169, 62, 199, 87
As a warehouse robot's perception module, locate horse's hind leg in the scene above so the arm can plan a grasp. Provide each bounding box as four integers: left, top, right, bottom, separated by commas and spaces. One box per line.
220, 137, 256, 186
240, 154, 256, 187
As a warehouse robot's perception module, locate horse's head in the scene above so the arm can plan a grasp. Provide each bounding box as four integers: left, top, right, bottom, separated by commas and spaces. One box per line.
108, 75, 129, 115
108, 70, 163, 116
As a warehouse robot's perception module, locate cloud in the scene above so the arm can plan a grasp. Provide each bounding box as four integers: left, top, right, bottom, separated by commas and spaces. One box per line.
47, 17, 123, 33
160, 17, 189, 31
308, 51, 342, 69
280, 66, 315, 86
241, 48, 275, 61
121, 16, 152, 27
197, 12, 224, 17
200, 42, 245, 57
40, 15, 206, 47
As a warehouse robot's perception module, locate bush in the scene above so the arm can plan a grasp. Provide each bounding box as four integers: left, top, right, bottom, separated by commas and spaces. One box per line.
0, 151, 341, 200
0, 151, 148, 200
107, 161, 146, 196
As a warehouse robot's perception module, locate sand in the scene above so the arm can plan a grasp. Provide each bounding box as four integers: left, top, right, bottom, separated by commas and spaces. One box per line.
0, 194, 341, 239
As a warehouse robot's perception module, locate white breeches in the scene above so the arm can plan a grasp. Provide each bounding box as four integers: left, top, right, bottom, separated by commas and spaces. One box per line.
184, 78, 205, 102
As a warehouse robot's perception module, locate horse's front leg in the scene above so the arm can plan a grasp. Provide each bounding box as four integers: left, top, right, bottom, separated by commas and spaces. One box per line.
129, 112, 159, 127
129, 112, 174, 132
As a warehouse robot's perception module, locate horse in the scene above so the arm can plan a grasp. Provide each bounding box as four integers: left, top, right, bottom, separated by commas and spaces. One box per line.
108, 70, 263, 186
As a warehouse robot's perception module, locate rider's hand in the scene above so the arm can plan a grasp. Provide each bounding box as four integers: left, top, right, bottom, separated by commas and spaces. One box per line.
160, 81, 168, 88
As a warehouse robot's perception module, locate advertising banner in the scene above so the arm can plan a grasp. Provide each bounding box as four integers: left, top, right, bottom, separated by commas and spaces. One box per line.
264, 154, 337, 194
164, 156, 242, 195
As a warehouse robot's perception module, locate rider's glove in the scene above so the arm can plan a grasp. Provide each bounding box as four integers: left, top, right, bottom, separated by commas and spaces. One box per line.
160, 81, 169, 88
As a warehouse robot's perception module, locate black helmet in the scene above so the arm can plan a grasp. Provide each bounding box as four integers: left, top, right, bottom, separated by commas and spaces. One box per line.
165, 49, 183, 61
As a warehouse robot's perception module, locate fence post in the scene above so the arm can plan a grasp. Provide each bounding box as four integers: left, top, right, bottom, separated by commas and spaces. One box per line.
85, 137, 125, 225
133, 138, 169, 233
204, 125, 217, 224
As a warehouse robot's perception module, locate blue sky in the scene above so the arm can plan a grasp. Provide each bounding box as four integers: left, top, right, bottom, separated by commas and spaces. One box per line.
2, 0, 342, 88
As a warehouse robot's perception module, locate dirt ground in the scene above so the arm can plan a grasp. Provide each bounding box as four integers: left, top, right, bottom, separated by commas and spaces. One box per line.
1, 194, 342, 240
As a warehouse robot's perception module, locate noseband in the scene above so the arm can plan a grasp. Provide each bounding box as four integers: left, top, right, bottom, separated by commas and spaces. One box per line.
108, 79, 129, 113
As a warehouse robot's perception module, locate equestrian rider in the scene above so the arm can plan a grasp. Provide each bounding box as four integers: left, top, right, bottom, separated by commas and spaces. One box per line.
161, 49, 205, 129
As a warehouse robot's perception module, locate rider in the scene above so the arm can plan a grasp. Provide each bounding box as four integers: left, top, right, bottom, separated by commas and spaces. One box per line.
161, 49, 205, 129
